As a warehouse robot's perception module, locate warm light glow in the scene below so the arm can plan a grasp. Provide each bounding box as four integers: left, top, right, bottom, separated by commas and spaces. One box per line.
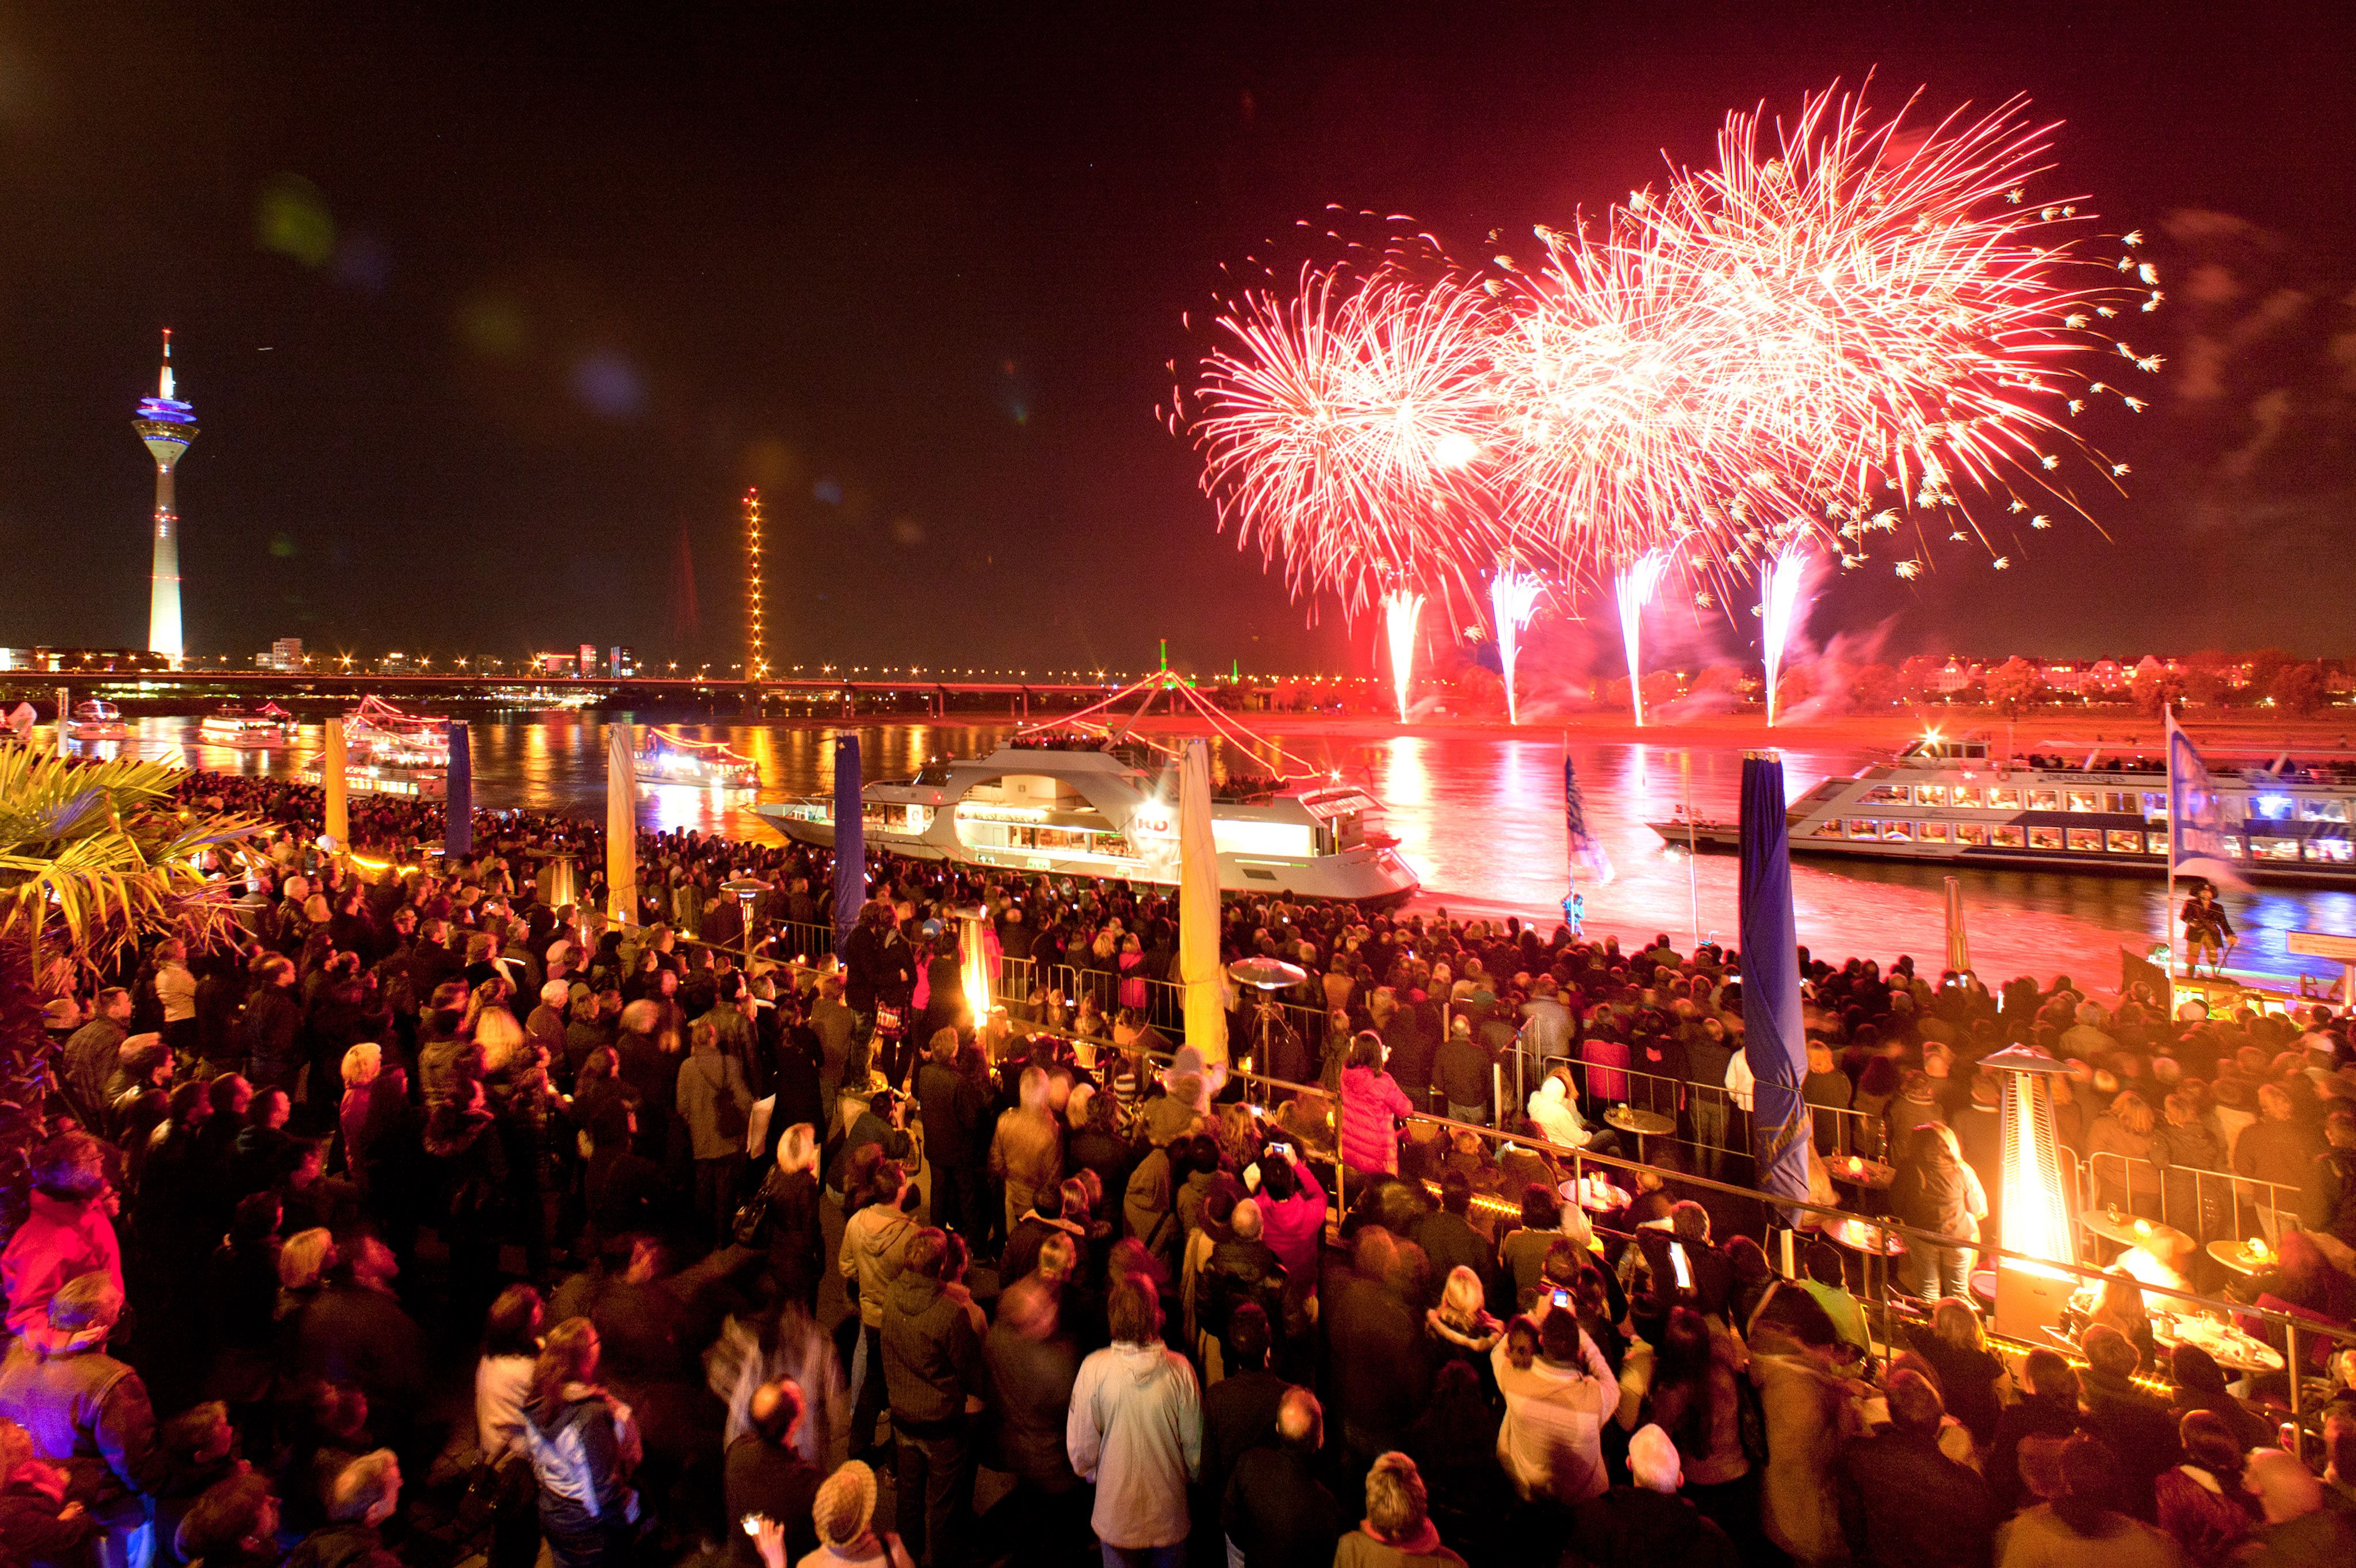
1759, 550, 1809, 726
1490, 569, 1542, 725
1615, 550, 1669, 726
1995, 1052, 2076, 1271
1381, 589, 1424, 724
743, 488, 768, 682
955, 907, 993, 1028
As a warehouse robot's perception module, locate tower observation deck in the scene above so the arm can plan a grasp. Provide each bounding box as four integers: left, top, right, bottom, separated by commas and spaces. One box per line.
133, 330, 198, 667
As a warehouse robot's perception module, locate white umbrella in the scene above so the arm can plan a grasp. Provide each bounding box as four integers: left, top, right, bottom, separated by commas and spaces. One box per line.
607, 723, 638, 926
1179, 738, 1228, 1064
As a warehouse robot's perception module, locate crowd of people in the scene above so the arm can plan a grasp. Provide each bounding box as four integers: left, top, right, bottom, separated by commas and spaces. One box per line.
0, 764, 2352, 1568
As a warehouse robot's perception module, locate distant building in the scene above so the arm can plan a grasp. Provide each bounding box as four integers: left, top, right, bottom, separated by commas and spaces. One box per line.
271, 637, 303, 672
531, 651, 579, 676
610, 645, 637, 678
577, 642, 598, 676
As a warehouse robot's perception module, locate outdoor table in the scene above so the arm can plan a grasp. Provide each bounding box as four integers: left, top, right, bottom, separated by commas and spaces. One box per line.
1559, 1176, 1631, 1217
2208, 1239, 2276, 1278
1827, 1154, 1895, 1191
2081, 1210, 2189, 1253
2162, 1313, 2285, 1375
1823, 1217, 1906, 1257
1605, 1105, 1676, 1161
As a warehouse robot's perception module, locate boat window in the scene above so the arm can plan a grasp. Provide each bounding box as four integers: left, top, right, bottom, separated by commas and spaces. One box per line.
1213, 819, 1316, 859
1881, 821, 1914, 842
2299, 798, 2351, 823
1986, 787, 2023, 810
2304, 839, 2354, 863
2067, 828, 2103, 852
2106, 831, 2143, 854
1918, 821, 1949, 843
1915, 785, 1949, 807
2250, 836, 2301, 861
1954, 823, 1989, 846
2222, 836, 2245, 859
1950, 785, 1983, 809
1811, 819, 1845, 837
2104, 792, 2139, 814
1991, 825, 2026, 848
2064, 790, 2101, 813
1961, 743, 1988, 758
2141, 791, 2170, 820
912, 765, 954, 787
2028, 789, 2060, 812
2250, 794, 2293, 821
2029, 826, 2064, 851
1861, 784, 1910, 805
1847, 819, 1879, 840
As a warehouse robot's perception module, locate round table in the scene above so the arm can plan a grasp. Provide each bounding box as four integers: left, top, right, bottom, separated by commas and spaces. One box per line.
2207, 1240, 2277, 1278
1827, 1156, 1895, 1191
2080, 1211, 2190, 1253
1560, 1178, 1631, 1218
1823, 1217, 1907, 1257
1605, 1106, 1676, 1162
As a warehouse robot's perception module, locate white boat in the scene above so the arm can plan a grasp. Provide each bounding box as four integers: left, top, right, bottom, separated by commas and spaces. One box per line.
1651, 730, 2356, 886
753, 742, 1418, 904
634, 727, 759, 788
302, 697, 449, 799
67, 700, 129, 741
198, 703, 290, 748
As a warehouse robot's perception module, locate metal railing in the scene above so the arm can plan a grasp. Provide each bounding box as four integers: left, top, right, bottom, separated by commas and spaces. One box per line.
2086, 1150, 2306, 1244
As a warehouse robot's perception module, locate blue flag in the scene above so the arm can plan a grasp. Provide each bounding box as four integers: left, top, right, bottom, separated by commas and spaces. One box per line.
2167, 712, 2247, 890
444, 721, 473, 856
1739, 751, 1809, 1204
832, 733, 865, 960
1563, 755, 1615, 887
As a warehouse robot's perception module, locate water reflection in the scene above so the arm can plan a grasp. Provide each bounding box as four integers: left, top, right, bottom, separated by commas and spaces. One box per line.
97, 716, 2356, 986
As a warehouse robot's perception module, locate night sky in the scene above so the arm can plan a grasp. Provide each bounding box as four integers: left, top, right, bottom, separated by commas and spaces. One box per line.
0, 3, 2349, 678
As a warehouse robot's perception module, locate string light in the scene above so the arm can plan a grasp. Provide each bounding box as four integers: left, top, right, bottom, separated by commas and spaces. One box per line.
743, 488, 768, 682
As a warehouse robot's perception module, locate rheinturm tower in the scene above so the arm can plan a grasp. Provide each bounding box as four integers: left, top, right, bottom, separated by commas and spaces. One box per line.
133, 329, 197, 667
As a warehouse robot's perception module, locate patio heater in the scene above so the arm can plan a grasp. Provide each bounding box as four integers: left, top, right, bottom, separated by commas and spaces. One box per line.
721, 875, 772, 965
1983, 1043, 2079, 1338
951, 904, 995, 1029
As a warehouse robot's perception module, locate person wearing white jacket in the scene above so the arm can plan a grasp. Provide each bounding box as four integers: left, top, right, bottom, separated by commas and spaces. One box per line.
1526, 1071, 1592, 1151
1491, 1310, 1611, 1508
1065, 1275, 1201, 1565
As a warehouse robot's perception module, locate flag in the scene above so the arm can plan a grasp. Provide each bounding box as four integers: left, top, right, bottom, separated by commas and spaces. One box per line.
2166, 712, 2247, 890
832, 733, 865, 960
1739, 751, 1810, 1204
1563, 755, 1615, 887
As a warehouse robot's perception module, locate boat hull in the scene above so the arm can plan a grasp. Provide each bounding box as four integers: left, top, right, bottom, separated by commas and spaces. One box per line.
754, 802, 1417, 906
1649, 820, 2356, 888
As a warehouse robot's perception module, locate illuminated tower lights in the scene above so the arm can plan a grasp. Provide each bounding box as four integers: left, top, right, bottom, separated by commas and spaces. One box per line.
133, 330, 198, 668
743, 487, 767, 682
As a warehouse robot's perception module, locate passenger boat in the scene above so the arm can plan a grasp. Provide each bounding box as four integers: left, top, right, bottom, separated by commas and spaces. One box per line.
1650, 731, 2356, 886
198, 703, 290, 748
303, 697, 449, 799
67, 701, 129, 741
750, 673, 1418, 904
634, 727, 759, 788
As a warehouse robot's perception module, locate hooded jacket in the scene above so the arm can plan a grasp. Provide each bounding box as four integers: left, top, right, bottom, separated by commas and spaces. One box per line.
1340, 1065, 1413, 1175
1066, 1340, 1201, 1550
1, 1193, 123, 1338
837, 1204, 916, 1329
1526, 1078, 1590, 1150
880, 1272, 981, 1429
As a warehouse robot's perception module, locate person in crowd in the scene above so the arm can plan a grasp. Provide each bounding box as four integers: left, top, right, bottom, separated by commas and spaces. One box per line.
1836, 1367, 1996, 1568
1569, 1421, 1739, 1568
1340, 1031, 1416, 1176
475, 1285, 546, 1568
282, 1450, 403, 1568
519, 1318, 641, 1568
1222, 1387, 1343, 1568
676, 1014, 753, 1244
2077, 1325, 2182, 1521
2236, 1444, 2356, 1566
1333, 1451, 1468, 1568
880, 1227, 982, 1566
0, 1132, 123, 1338
975, 1275, 1084, 1557
1990, 1349, 2086, 1517
1994, 1433, 2187, 1568
1065, 1276, 1199, 1568
1750, 1291, 1862, 1567
2152, 1410, 2261, 1567
840, 1162, 917, 1465
0, 1273, 160, 1563
725, 1379, 823, 1568
1491, 1309, 1611, 1508
989, 1066, 1063, 1236
1891, 1122, 1986, 1302
1906, 1297, 2006, 1450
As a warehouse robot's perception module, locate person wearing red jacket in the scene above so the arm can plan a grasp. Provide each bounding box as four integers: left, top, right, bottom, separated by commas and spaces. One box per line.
0, 1133, 122, 1339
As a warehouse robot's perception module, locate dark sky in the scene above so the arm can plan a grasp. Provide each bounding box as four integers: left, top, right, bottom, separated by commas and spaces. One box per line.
0, 2, 2350, 676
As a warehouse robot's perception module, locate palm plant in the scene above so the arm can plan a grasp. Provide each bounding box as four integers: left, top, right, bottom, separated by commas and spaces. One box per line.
0, 744, 257, 1229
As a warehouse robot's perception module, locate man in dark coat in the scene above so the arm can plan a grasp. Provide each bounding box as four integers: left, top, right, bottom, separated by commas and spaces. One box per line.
1835, 1370, 1995, 1568
1223, 1388, 1343, 1568
0, 1275, 162, 1561
2076, 1325, 2181, 1520
915, 1030, 986, 1244
1570, 1422, 1738, 1568
1414, 1172, 1495, 1298
879, 1228, 982, 1566
724, 1380, 823, 1568
1199, 1304, 1290, 1551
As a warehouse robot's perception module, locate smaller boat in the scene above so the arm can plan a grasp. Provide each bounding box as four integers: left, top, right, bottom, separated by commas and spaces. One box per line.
198, 702, 290, 748
302, 697, 449, 799
635, 727, 759, 788
67, 700, 129, 741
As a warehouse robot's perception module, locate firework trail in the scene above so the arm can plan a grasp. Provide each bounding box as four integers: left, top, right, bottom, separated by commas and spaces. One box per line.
1380, 589, 1425, 724
1489, 569, 1543, 725
1182, 256, 1504, 624
1613, 550, 1672, 726
1759, 550, 1812, 726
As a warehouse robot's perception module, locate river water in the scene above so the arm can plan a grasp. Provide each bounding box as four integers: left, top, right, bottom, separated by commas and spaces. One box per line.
120, 716, 2356, 990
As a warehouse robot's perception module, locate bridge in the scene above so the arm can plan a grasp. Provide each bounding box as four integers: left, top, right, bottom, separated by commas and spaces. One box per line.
0, 668, 1308, 721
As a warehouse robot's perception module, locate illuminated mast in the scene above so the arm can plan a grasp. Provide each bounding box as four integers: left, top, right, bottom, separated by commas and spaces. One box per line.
133, 330, 198, 667
742, 487, 767, 681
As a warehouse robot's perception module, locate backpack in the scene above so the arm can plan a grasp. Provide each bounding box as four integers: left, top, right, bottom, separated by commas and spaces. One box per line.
697, 1057, 748, 1142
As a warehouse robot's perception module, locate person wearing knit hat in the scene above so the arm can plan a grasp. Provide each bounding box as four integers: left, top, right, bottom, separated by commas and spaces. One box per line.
798, 1460, 913, 1567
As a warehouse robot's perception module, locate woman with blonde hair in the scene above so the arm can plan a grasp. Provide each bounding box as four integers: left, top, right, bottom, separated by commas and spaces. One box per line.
2088, 1088, 2162, 1214
337, 1040, 408, 1199
1425, 1265, 1503, 1375
520, 1318, 641, 1568
277, 1227, 336, 1315
754, 1122, 825, 1312
472, 1005, 528, 1075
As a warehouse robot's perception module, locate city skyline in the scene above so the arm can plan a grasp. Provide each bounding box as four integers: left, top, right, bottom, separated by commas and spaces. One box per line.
0, 6, 2348, 668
